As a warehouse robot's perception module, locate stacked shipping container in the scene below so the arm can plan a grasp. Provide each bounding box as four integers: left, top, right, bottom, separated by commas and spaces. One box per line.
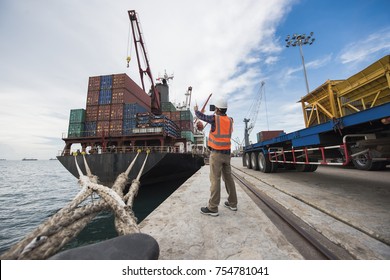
67, 73, 197, 141
133, 112, 180, 138
161, 102, 195, 143
75, 73, 152, 137
123, 103, 147, 135
68, 109, 85, 138
179, 110, 194, 142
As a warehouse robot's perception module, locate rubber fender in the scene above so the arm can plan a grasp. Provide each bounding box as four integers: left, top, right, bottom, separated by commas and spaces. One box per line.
49, 233, 159, 260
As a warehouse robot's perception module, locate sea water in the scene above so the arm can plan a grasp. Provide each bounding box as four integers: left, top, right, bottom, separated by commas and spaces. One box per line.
0, 159, 186, 256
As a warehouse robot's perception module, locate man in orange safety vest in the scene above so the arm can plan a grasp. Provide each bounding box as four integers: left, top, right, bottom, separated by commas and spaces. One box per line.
194, 98, 237, 216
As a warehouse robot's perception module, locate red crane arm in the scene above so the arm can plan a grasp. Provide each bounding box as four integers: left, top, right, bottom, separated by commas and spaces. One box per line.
128, 10, 161, 115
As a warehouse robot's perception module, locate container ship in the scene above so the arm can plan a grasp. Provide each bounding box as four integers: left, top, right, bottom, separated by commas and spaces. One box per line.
57, 73, 205, 188
57, 10, 206, 189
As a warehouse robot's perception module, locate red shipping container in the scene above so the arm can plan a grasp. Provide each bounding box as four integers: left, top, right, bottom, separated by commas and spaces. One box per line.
112, 88, 150, 110
170, 111, 181, 121
88, 76, 101, 91
110, 103, 124, 120
180, 120, 193, 131
86, 90, 99, 106
162, 111, 171, 119
110, 120, 123, 136
113, 73, 151, 109
97, 121, 110, 137
112, 73, 127, 88
257, 130, 285, 142
86, 105, 99, 122
98, 105, 111, 121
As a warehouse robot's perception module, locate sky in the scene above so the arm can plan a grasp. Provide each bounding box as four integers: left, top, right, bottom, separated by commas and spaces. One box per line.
0, 0, 389, 160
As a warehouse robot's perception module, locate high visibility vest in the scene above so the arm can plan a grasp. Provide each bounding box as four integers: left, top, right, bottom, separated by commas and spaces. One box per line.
208, 115, 233, 150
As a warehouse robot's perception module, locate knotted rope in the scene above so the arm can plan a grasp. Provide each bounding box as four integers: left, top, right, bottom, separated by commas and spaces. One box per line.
1, 150, 150, 260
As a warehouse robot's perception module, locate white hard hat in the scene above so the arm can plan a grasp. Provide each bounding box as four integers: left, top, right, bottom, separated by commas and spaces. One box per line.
215, 98, 228, 109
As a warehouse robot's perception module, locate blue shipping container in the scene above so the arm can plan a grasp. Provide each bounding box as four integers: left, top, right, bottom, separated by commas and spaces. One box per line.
85, 121, 97, 137
123, 103, 148, 119
100, 75, 113, 89
99, 89, 112, 105
123, 118, 137, 135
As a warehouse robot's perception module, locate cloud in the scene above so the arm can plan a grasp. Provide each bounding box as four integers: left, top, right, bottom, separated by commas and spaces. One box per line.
339, 27, 390, 64
275, 54, 333, 91
0, 0, 309, 158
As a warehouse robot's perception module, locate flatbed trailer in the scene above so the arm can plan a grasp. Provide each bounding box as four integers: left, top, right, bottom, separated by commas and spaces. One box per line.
243, 55, 390, 172
243, 102, 390, 172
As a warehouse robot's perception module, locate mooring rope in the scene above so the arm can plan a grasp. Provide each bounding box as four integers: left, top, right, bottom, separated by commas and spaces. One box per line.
1, 150, 149, 260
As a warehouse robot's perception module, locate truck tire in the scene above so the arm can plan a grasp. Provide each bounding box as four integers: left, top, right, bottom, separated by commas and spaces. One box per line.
295, 164, 317, 172
245, 153, 252, 169
258, 152, 273, 173
352, 151, 386, 171
251, 152, 259, 170
308, 164, 318, 172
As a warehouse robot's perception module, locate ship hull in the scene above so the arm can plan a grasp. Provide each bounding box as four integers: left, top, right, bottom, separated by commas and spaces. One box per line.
57, 152, 205, 187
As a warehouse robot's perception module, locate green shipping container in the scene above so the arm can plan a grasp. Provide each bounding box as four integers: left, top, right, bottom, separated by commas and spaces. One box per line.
69, 109, 86, 123
181, 130, 194, 143
68, 123, 85, 138
180, 110, 193, 121
161, 102, 177, 112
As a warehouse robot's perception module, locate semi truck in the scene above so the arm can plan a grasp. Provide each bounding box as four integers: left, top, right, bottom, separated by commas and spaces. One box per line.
243, 55, 390, 172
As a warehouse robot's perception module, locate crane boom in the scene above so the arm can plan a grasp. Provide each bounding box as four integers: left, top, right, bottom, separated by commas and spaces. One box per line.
128, 10, 161, 115
244, 81, 265, 146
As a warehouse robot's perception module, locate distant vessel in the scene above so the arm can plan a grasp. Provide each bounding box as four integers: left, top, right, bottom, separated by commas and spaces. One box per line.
22, 158, 38, 161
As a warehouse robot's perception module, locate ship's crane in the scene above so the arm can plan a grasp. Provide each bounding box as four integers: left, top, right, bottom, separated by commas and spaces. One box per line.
231, 137, 244, 154
175, 86, 193, 110
128, 10, 161, 115
244, 81, 265, 146
185, 86, 192, 110
194, 93, 212, 131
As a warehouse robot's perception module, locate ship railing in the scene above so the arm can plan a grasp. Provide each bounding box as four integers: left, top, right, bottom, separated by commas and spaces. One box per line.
58, 145, 197, 156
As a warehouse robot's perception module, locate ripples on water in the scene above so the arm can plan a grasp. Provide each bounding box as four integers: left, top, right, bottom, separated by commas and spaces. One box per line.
0, 160, 117, 255
0, 159, 184, 257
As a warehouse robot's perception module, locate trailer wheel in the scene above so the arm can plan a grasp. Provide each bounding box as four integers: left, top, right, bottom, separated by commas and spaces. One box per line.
251, 153, 259, 170
309, 164, 318, 172
295, 164, 317, 172
258, 152, 273, 173
352, 151, 386, 171
271, 162, 279, 173
245, 153, 252, 169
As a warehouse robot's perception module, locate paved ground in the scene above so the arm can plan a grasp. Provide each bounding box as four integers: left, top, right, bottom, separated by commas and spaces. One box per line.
230, 157, 390, 260
139, 164, 304, 260
140, 157, 390, 260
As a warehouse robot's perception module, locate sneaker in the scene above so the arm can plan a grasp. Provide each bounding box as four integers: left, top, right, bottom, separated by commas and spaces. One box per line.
200, 207, 219, 216
224, 201, 237, 211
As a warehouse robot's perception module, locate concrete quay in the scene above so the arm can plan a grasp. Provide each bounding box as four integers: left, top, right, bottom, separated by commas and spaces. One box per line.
139, 160, 304, 260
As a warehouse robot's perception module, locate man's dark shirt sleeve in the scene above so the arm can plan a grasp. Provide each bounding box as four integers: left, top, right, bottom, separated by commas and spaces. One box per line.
195, 110, 216, 132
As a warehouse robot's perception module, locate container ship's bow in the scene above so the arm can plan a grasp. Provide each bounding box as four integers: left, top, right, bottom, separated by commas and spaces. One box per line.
57, 152, 204, 187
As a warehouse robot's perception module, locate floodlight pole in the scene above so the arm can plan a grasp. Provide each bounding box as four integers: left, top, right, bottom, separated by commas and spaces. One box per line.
285, 32, 315, 95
